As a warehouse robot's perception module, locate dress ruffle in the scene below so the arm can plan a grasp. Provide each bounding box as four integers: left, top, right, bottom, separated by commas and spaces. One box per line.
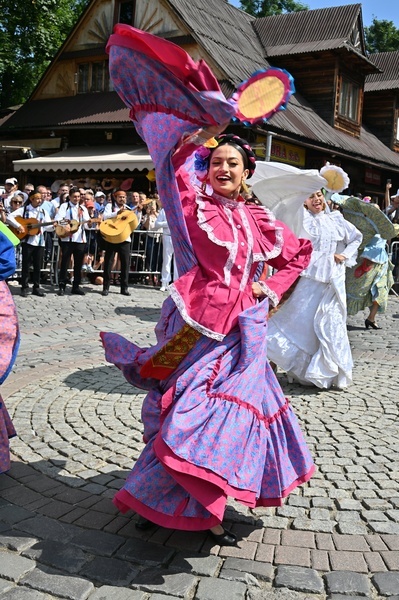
268, 274, 353, 389
346, 260, 394, 315
105, 25, 315, 528
110, 300, 314, 528
0, 397, 16, 474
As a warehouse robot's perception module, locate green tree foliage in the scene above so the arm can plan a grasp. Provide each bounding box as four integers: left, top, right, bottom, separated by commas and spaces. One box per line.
239, 0, 309, 18
0, 0, 88, 109
365, 19, 399, 53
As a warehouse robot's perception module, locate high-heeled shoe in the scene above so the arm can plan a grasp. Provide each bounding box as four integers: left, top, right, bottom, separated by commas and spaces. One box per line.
209, 527, 237, 546
365, 319, 381, 330
135, 516, 155, 530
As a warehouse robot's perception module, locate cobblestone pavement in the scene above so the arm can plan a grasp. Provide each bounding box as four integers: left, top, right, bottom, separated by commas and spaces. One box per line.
1, 279, 399, 600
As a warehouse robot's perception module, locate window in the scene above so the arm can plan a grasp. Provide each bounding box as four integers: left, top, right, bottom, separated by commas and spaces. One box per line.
77, 61, 111, 94
339, 78, 360, 122
119, 0, 135, 25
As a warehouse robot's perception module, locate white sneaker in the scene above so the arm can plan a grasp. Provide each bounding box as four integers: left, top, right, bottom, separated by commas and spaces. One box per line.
160, 286, 167, 292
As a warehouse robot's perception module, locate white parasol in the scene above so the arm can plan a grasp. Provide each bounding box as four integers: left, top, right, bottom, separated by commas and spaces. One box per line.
247, 161, 349, 235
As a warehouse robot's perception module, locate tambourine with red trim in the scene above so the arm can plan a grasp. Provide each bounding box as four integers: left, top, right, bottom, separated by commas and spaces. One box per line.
229, 68, 295, 125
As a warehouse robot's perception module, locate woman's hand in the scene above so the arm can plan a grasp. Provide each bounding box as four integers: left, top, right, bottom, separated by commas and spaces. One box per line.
334, 253, 346, 264
252, 282, 264, 298
202, 121, 231, 139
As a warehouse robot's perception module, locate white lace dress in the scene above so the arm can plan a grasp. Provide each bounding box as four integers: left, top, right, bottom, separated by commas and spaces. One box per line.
267, 209, 362, 389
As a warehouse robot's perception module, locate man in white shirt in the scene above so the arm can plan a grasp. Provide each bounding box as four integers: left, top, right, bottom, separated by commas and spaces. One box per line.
54, 186, 91, 296
154, 207, 178, 291
6, 189, 53, 297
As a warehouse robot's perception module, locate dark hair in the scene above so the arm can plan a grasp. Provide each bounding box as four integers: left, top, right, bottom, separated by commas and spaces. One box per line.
28, 187, 43, 206
69, 186, 80, 197
214, 134, 256, 177
112, 188, 126, 209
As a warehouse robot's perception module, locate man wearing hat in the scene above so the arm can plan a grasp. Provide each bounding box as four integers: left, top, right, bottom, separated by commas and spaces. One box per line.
2, 178, 18, 209
94, 191, 107, 214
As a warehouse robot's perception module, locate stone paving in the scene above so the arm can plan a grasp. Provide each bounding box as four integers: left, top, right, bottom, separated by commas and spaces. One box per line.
1, 279, 399, 599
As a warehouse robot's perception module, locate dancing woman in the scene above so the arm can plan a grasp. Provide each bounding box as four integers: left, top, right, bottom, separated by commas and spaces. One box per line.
101, 25, 315, 545
266, 189, 362, 389
336, 196, 399, 330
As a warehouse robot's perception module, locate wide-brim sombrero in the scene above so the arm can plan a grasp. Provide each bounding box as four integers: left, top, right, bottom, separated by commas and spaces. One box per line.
336, 196, 397, 246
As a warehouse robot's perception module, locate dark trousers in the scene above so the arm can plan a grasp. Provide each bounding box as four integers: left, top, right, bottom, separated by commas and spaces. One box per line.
58, 241, 86, 290
21, 243, 45, 289
103, 241, 130, 292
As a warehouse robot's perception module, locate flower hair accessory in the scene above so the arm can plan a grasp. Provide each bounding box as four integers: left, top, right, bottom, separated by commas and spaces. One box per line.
193, 133, 257, 182
194, 145, 213, 181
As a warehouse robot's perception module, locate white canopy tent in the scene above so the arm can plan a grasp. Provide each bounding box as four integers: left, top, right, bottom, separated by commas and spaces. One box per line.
13, 146, 153, 173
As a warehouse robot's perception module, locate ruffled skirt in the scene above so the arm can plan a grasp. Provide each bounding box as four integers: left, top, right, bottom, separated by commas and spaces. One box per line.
346, 260, 394, 316
0, 396, 16, 474
267, 275, 353, 389
102, 299, 315, 530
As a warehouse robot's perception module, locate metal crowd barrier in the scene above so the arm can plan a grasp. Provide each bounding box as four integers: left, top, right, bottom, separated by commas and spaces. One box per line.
11, 229, 164, 288
11, 230, 399, 290
389, 240, 399, 286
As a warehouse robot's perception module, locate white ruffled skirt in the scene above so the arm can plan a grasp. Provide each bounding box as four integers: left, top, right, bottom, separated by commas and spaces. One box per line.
267, 273, 353, 389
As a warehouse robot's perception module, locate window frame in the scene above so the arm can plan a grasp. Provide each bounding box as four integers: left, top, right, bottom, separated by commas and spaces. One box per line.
116, 0, 136, 26
338, 76, 361, 123
76, 59, 111, 94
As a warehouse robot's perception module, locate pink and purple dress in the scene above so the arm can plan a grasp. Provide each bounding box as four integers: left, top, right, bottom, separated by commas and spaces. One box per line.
101, 25, 315, 529
0, 232, 19, 474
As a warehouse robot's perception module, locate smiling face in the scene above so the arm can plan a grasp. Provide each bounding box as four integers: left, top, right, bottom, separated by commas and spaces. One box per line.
305, 190, 326, 214
69, 191, 81, 205
208, 144, 249, 200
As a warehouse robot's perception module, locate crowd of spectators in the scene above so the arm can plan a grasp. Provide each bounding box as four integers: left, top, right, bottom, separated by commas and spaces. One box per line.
0, 176, 176, 296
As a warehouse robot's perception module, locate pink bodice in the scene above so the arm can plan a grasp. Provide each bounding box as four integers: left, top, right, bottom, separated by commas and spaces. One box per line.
170, 144, 313, 340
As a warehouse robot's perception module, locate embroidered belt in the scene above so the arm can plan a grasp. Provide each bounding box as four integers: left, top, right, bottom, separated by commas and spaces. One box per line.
140, 324, 202, 380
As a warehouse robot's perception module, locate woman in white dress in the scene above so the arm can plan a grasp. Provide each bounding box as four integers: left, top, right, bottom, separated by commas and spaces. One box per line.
266, 190, 362, 389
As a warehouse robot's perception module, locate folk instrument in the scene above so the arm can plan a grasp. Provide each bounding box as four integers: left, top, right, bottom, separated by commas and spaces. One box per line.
9, 216, 57, 240
99, 210, 138, 244
55, 218, 101, 239
230, 67, 295, 125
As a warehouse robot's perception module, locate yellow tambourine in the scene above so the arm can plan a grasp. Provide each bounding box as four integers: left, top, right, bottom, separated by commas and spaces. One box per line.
230, 68, 295, 125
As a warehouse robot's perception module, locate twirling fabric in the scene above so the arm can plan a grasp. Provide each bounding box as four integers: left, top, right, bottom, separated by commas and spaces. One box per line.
346, 234, 394, 316
102, 25, 315, 529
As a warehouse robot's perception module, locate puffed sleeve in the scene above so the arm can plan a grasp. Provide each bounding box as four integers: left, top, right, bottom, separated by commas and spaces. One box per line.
257, 220, 313, 307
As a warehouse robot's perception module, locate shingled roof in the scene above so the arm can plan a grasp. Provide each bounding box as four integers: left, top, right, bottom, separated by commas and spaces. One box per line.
253, 3, 373, 65
168, 0, 267, 85
270, 93, 399, 169
365, 51, 399, 92
2, 92, 129, 130
2, 0, 399, 173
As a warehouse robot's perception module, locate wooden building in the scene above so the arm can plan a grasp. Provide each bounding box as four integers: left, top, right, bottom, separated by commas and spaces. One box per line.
1, 0, 399, 200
